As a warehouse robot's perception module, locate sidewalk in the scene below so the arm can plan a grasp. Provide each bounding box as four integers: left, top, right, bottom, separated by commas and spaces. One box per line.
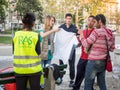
0, 34, 12, 37
0, 46, 12, 56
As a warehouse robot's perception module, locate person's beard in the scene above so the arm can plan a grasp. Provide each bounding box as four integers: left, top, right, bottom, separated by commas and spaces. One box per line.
88, 24, 94, 29
96, 25, 100, 29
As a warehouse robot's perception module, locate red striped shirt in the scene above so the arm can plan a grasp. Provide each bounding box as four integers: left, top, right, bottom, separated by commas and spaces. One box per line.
78, 29, 94, 60
80, 29, 94, 60
81, 27, 115, 60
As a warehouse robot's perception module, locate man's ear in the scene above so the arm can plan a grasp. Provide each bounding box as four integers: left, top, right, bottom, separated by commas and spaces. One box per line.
99, 20, 101, 23
99, 20, 102, 25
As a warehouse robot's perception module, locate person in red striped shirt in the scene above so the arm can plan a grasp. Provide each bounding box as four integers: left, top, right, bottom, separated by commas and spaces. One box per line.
78, 14, 115, 90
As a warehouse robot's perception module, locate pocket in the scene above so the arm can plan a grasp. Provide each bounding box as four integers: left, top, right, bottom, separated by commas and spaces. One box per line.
95, 60, 106, 69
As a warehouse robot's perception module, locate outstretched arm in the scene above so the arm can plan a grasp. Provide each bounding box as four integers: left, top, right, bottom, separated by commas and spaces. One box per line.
40, 28, 60, 38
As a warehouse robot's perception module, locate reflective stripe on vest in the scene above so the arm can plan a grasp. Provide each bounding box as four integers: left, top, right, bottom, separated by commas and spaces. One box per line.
14, 55, 41, 59
14, 61, 41, 68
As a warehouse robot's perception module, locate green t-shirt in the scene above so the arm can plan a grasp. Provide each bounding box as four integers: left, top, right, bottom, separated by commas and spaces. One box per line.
38, 29, 43, 43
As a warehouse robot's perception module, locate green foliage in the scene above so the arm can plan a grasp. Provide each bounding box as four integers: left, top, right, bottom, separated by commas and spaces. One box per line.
15, 0, 43, 22
0, 0, 8, 23
83, 0, 105, 15
40, 0, 58, 16
72, 14, 76, 25
0, 0, 8, 5
73, 9, 84, 27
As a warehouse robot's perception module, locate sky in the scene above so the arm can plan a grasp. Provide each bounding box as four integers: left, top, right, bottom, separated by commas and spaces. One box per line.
118, 0, 120, 9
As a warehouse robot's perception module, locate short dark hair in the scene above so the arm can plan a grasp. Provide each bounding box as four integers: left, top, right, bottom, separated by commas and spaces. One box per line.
22, 13, 36, 30
88, 15, 95, 19
65, 13, 72, 18
95, 14, 106, 25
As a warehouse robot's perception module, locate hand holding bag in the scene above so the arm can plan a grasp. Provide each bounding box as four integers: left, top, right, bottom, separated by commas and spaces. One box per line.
105, 37, 112, 72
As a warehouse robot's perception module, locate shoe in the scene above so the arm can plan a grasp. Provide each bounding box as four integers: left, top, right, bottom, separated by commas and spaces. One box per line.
69, 80, 74, 87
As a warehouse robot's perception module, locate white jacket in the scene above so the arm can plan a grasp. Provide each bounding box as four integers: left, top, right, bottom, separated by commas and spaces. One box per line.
52, 29, 78, 64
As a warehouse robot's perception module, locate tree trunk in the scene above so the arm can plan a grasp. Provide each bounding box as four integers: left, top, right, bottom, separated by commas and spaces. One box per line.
75, 8, 78, 27
2, 23, 5, 32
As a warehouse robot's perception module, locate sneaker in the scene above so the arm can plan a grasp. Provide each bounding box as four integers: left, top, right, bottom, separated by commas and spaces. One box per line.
69, 80, 74, 87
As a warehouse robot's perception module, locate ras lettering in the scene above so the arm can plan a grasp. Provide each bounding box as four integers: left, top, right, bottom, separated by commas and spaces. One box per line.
18, 36, 32, 45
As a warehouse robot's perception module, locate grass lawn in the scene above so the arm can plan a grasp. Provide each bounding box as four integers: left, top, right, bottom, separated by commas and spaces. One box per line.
2, 30, 12, 34
0, 36, 12, 44
1, 29, 38, 34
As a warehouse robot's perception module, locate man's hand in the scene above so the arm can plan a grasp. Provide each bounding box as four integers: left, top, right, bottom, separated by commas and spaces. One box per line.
77, 29, 83, 35
77, 29, 84, 40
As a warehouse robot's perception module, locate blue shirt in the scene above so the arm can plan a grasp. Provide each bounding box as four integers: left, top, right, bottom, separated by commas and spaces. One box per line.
59, 23, 78, 34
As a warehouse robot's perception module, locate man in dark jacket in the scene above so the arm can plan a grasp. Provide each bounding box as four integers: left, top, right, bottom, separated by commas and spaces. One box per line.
59, 13, 78, 87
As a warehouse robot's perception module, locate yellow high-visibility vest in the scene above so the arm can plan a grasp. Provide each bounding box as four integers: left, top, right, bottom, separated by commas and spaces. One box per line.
13, 31, 42, 74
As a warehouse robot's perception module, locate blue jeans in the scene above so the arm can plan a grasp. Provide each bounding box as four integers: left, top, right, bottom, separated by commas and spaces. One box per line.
84, 60, 107, 90
42, 59, 51, 68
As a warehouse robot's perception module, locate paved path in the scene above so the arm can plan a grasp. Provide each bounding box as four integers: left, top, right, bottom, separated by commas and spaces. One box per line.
0, 46, 12, 56
0, 34, 12, 37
